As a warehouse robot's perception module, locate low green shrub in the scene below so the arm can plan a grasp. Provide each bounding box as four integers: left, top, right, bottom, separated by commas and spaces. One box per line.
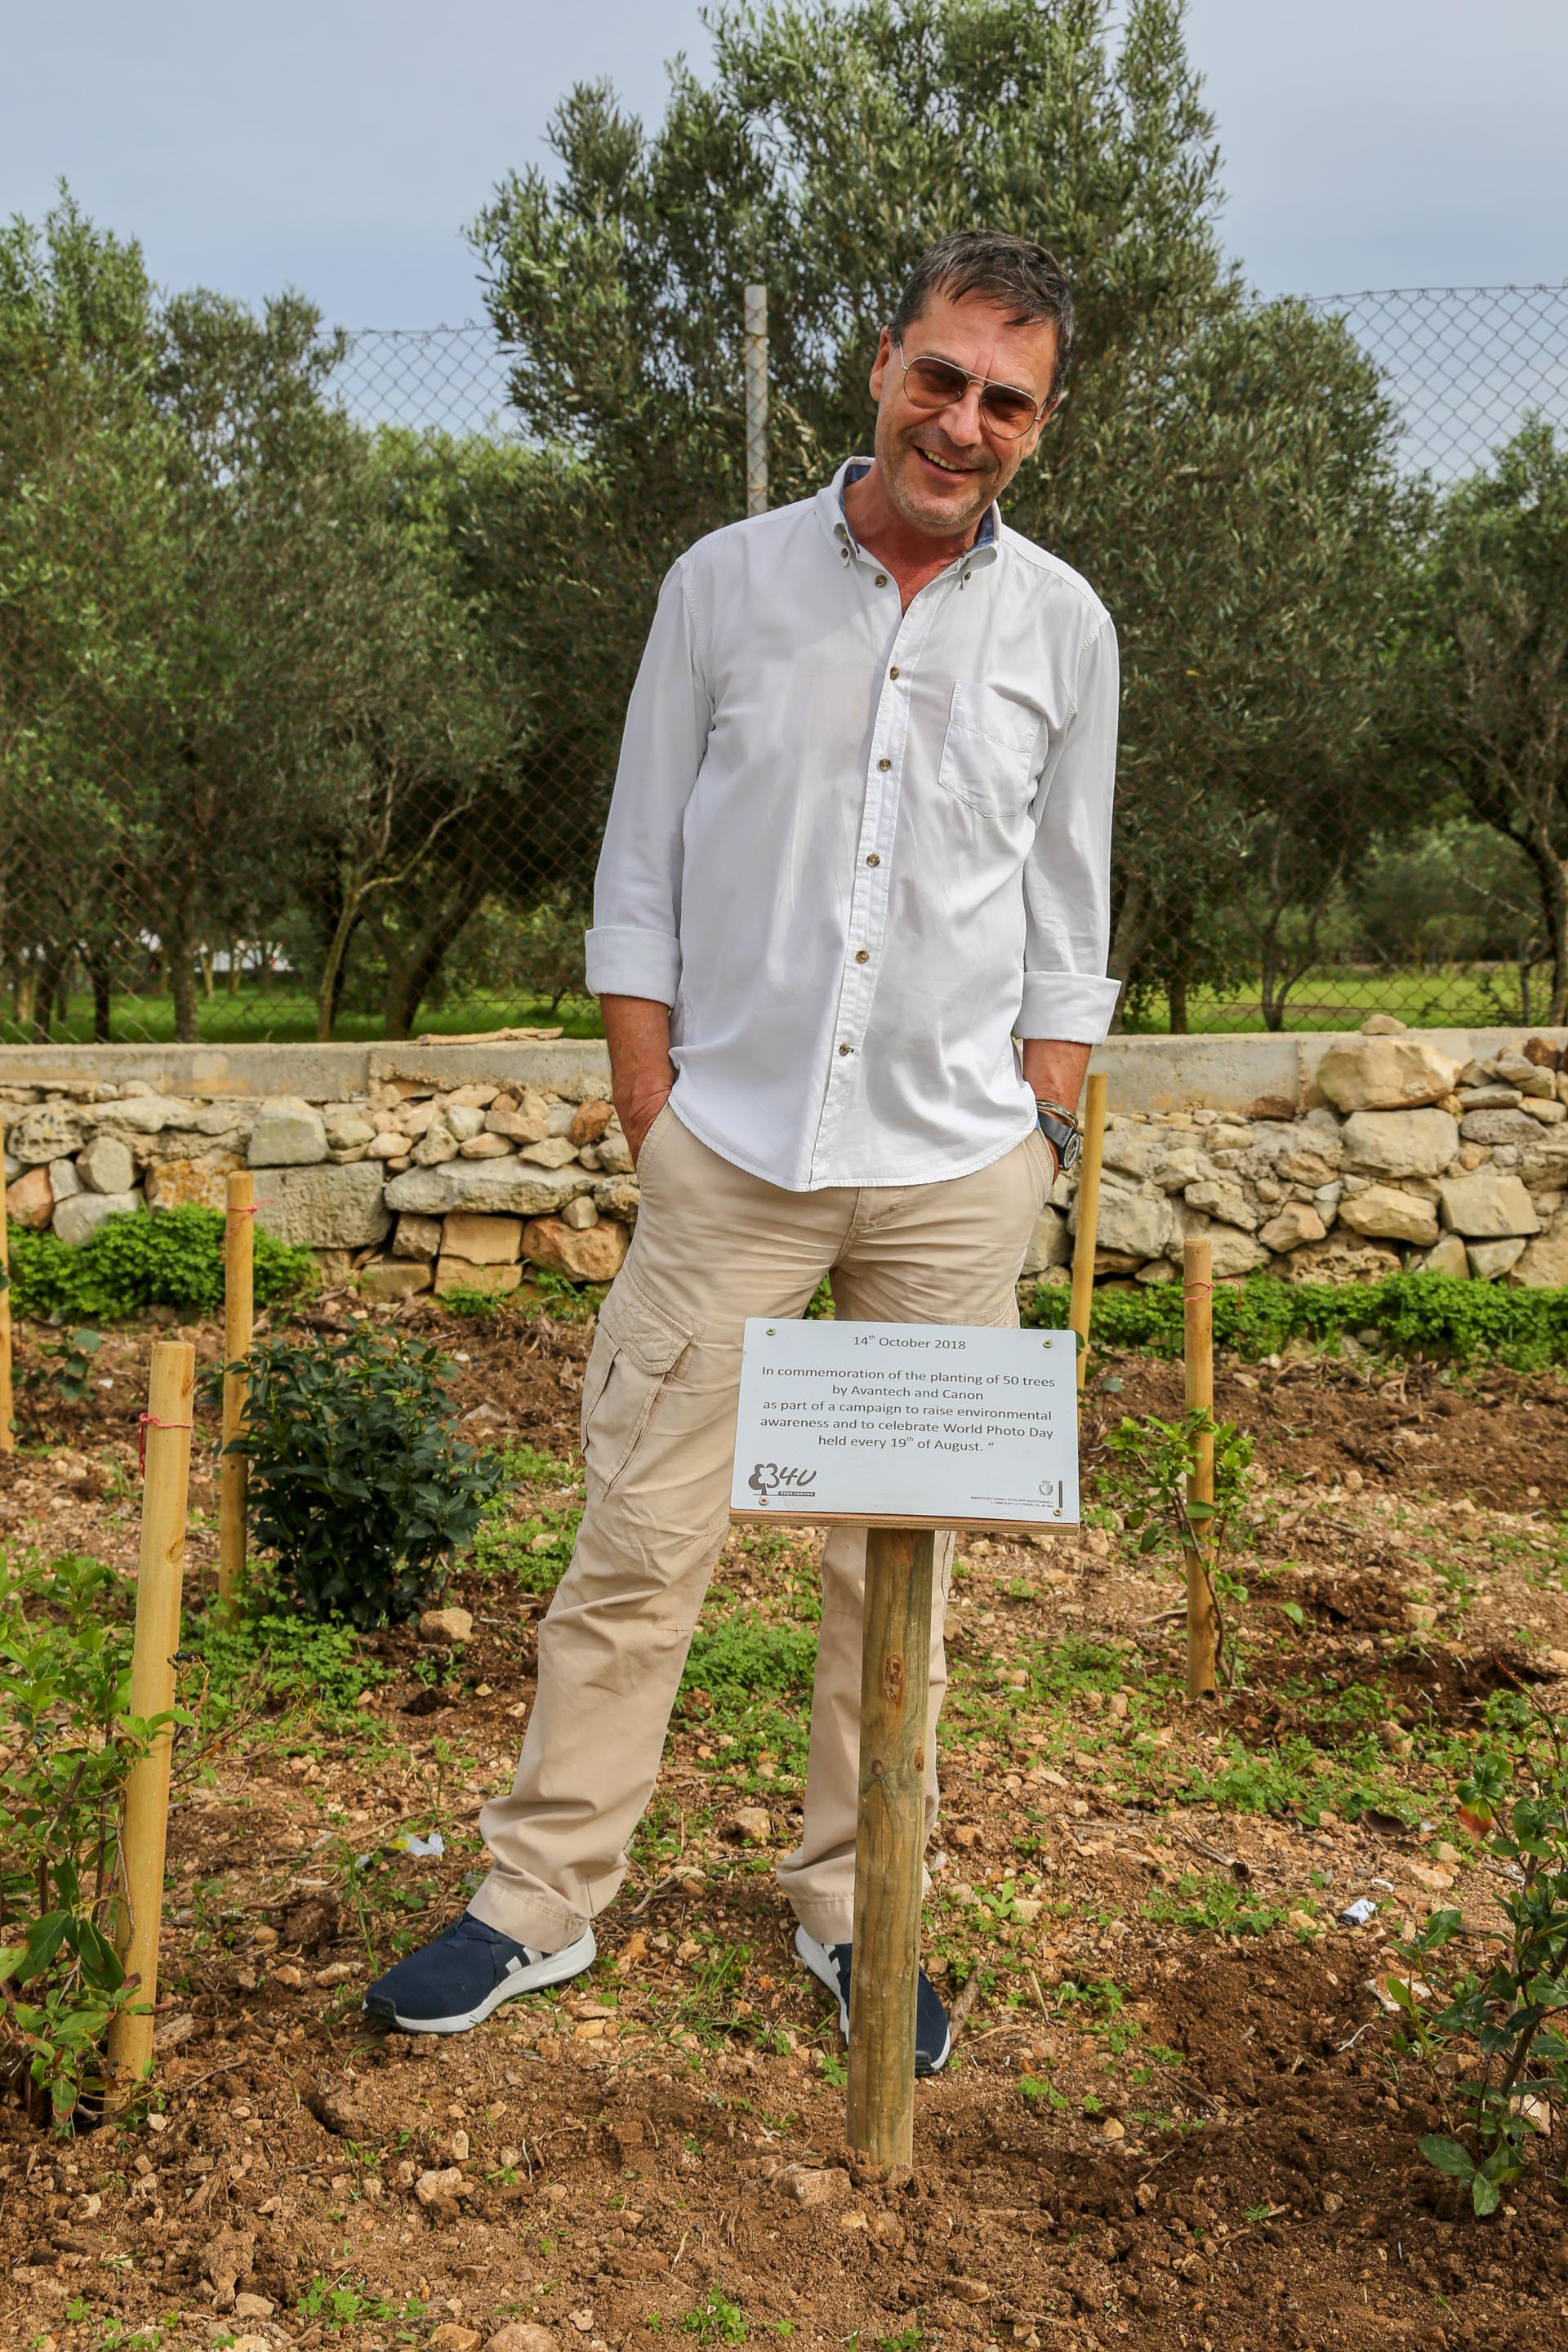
1022, 1272, 1568, 1370
237, 1326, 506, 1627
6, 1205, 316, 1322
0, 1552, 174, 2124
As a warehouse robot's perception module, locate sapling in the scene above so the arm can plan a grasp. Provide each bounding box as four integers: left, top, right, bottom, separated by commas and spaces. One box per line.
1105, 1409, 1254, 1686
1394, 1685, 1568, 2215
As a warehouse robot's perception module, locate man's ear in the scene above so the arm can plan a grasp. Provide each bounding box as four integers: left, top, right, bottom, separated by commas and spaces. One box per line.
868, 326, 893, 407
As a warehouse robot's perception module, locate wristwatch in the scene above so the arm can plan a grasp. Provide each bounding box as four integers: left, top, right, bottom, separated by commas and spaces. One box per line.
1034, 1098, 1082, 1174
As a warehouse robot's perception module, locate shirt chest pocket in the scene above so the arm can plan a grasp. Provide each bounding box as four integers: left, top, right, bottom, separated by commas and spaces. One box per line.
936, 681, 1042, 821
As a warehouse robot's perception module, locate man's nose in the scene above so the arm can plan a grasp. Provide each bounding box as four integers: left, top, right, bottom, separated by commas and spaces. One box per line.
938, 382, 988, 447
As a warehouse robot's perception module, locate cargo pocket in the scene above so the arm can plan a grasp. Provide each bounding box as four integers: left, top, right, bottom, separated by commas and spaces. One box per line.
579, 1282, 693, 1494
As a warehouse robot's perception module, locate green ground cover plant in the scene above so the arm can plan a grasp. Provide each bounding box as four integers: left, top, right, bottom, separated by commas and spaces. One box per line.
1023, 1272, 1568, 1370
7, 1205, 315, 1322
236, 1327, 505, 1626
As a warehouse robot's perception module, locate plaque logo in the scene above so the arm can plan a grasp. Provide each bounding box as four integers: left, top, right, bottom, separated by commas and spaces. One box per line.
747, 1461, 818, 1506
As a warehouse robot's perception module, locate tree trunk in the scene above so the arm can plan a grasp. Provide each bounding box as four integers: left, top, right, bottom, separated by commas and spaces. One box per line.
374, 873, 488, 1040
32, 944, 67, 1043
1518, 829, 1568, 1026
89, 947, 114, 1045
315, 898, 361, 1042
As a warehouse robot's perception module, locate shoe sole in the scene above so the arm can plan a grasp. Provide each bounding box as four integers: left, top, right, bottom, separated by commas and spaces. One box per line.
363, 1927, 597, 2035
794, 1927, 950, 2078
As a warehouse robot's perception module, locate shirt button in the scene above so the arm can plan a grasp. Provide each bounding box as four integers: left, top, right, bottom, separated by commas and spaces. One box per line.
875, 572, 888, 586
854, 948, 870, 964
877, 756, 891, 772
866, 853, 881, 866
839, 1042, 853, 1056
889, 665, 900, 679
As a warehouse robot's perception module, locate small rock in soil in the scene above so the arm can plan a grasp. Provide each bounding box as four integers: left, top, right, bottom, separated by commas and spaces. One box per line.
782, 2166, 849, 2207
420, 1606, 474, 1645
484, 2328, 562, 2352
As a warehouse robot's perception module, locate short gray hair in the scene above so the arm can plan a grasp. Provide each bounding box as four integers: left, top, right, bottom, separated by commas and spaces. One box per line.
889, 230, 1075, 399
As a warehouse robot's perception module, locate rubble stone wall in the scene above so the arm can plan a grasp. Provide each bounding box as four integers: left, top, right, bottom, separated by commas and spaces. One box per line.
4, 1025, 1568, 1294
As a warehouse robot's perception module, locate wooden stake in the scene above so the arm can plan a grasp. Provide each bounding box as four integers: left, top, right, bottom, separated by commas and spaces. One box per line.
107, 1341, 195, 2100
1183, 1238, 1218, 1700
1067, 1072, 1108, 1393
846, 1525, 936, 2169
217, 1169, 254, 1610
0, 1117, 13, 1454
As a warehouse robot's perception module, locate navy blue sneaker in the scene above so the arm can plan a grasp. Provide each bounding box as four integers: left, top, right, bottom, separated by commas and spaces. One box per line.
363, 1913, 595, 2034
794, 1926, 951, 2077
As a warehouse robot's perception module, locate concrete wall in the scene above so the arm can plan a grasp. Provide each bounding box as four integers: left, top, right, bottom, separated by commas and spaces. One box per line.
4, 1027, 1565, 1116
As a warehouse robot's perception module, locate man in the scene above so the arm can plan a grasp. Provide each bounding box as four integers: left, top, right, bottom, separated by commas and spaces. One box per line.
366, 229, 1120, 2069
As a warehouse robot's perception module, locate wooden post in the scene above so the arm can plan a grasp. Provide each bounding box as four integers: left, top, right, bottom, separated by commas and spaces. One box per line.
1183, 1238, 1218, 1700
0, 1116, 13, 1454
742, 283, 768, 516
846, 1526, 936, 2169
106, 1341, 195, 2100
1067, 1072, 1108, 1393
217, 1169, 254, 1610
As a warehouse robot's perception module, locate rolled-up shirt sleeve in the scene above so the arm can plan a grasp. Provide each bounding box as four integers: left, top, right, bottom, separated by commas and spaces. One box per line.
1018, 614, 1121, 1041
584, 560, 711, 1005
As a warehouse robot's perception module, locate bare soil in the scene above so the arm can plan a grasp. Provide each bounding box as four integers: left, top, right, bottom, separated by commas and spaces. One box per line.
4, 1301, 1568, 2352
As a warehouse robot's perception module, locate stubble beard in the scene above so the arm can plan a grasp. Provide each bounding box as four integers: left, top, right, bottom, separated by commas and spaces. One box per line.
880, 417, 1000, 541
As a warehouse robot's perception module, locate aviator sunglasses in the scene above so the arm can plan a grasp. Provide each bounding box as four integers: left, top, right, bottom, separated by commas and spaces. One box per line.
894, 340, 1054, 439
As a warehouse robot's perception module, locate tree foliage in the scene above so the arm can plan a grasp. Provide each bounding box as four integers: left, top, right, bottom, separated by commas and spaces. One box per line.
471, 0, 1421, 1027
1423, 418, 1568, 1022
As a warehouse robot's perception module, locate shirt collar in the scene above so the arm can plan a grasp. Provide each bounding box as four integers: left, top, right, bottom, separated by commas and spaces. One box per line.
816, 455, 1000, 562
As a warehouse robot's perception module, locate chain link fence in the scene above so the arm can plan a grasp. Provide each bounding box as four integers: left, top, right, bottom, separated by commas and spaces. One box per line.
4, 281, 1567, 1052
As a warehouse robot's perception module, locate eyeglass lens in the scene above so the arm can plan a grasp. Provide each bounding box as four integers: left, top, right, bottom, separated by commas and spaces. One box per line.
902, 354, 1038, 436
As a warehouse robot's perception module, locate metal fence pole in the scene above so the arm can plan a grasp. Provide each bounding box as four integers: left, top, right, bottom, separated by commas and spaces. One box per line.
743, 283, 768, 517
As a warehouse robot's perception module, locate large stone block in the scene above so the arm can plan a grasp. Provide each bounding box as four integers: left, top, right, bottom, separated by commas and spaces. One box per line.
1340, 1107, 1459, 1179
82, 1094, 196, 1134
1438, 1168, 1540, 1240
434, 1256, 522, 1297
1208, 1227, 1271, 1279
1417, 1232, 1470, 1278
392, 1213, 443, 1261
443, 1213, 523, 1265
1281, 1235, 1401, 1285
359, 1259, 433, 1303
78, 1134, 136, 1195
5, 1165, 56, 1229
254, 1161, 391, 1249
1316, 1037, 1459, 1113
145, 1152, 243, 1212
1337, 1183, 1440, 1245
523, 1214, 630, 1281
7, 1100, 87, 1165
1183, 1177, 1258, 1232
383, 1160, 594, 1218
1468, 1236, 1528, 1280
1071, 1182, 1173, 1263
1459, 1107, 1550, 1147
1521, 1134, 1568, 1191
1258, 1200, 1325, 1253
1100, 1124, 1168, 1183
54, 1190, 143, 1246
48, 1156, 82, 1202
247, 1096, 329, 1167
1512, 1210, 1568, 1288
1021, 1203, 1071, 1277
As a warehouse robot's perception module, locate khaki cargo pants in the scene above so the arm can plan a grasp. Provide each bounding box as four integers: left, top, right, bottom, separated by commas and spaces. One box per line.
470, 1103, 1053, 1953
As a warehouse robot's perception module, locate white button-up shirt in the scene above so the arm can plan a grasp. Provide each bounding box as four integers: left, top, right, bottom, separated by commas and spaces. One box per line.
586, 458, 1120, 1192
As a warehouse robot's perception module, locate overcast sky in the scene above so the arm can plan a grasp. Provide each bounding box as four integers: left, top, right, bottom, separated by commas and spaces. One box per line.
3, 0, 1564, 328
